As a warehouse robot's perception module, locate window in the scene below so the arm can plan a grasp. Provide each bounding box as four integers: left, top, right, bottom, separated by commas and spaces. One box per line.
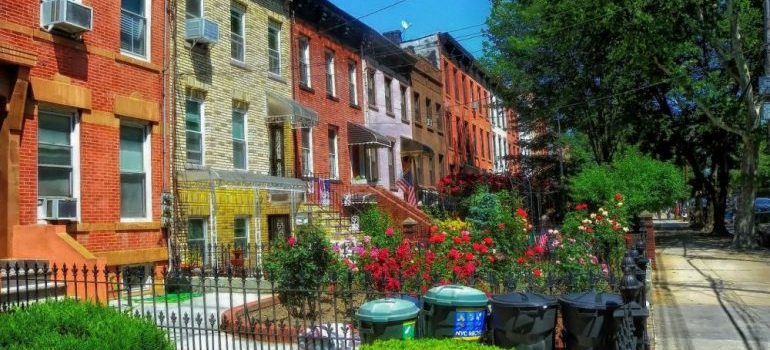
186, 0, 202, 19
232, 109, 246, 169
453, 68, 459, 101
444, 62, 450, 94
268, 21, 281, 76
38, 110, 74, 198
121, 265, 153, 291
325, 51, 336, 97
436, 104, 443, 130
188, 218, 207, 260
328, 128, 339, 180
425, 98, 432, 127
230, 8, 245, 62
462, 76, 467, 104
186, 99, 203, 165
300, 127, 313, 177
388, 149, 395, 189
400, 85, 408, 122
121, 0, 149, 58
413, 92, 421, 124
234, 217, 249, 254
438, 154, 444, 178
428, 156, 435, 185
414, 157, 423, 185
269, 124, 284, 176
348, 61, 358, 106
120, 124, 149, 219
384, 77, 393, 114
298, 36, 310, 87
366, 70, 376, 107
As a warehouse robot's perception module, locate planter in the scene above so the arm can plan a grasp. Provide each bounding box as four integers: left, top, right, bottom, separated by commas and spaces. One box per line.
352, 178, 368, 185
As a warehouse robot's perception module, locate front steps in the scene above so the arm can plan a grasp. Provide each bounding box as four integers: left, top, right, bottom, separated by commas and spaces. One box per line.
0, 259, 66, 305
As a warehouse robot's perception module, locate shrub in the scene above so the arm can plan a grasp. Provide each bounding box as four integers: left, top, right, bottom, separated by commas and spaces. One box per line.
0, 299, 173, 350
359, 206, 402, 250
263, 225, 336, 318
362, 339, 503, 350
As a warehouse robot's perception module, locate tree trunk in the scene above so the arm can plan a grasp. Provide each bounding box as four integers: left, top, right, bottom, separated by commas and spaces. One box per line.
712, 151, 730, 236
734, 136, 759, 249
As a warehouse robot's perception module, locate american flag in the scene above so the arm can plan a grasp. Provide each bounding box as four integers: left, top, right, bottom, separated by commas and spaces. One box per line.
397, 169, 417, 206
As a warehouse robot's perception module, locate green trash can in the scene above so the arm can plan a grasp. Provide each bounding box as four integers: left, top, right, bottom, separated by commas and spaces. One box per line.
356, 298, 420, 344
422, 285, 489, 340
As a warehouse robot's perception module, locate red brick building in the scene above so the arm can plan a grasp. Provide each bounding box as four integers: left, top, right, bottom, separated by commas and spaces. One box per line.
0, 0, 167, 275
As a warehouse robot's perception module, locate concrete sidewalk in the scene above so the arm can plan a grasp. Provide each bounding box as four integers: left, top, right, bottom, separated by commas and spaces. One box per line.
652, 222, 770, 350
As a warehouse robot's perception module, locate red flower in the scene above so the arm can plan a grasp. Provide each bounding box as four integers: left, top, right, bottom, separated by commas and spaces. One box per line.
448, 248, 460, 260
516, 208, 528, 218
464, 252, 475, 261
575, 203, 588, 210
429, 233, 446, 244
534, 245, 545, 255
426, 250, 436, 263
488, 255, 496, 263
525, 249, 535, 257
533, 268, 543, 278
472, 243, 483, 252
517, 257, 525, 265
287, 237, 297, 246
453, 237, 463, 245
430, 225, 438, 233
615, 193, 623, 201
586, 227, 594, 234
483, 237, 493, 246
385, 227, 395, 237
596, 215, 604, 222
478, 245, 489, 254
464, 262, 476, 275
497, 223, 506, 230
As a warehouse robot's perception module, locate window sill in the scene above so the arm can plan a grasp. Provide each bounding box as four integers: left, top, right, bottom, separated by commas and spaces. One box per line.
414, 121, 423, 128
299, 84, 315, 93
326, 94, 340, 102
119, 218, 154, 224
368, 105, 379, 112
268, 73, 286, 84
231, 59, 252, 71
401, 119, 410, 125
386, 112, 396, 118
119, 50, 150, 63
349, 103, 361, 110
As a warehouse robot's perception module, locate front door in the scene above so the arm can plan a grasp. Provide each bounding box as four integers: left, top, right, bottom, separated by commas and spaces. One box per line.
269, 124, 284, 176
267, 214, 290, 243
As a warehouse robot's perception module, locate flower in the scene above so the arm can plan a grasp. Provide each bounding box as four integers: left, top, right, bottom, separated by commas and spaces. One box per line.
623, 227, 630, 232
615, 192, 623, 201
525, 249, 535, 257
332, 244, 341, 253
430, 225, 438, 233
586, 227, 594, 234
517, 257, 525, 265
576, 203, 589, 210
464, 252, 475, 261
533, 268, 542, 278
448, 248, 460, 260
590, 255, 599, 265
534, 245, 545, 255
488, 255, 496, 263
385, 227, 395, 237
617, 202, 624, 207
483, 237, 493, 246
497, 223, 506, 230
453, 237, 463, 245
287, 237, 297, 246
363, 235, 371, 243
516, 208, 528, 218
590, 213, 597, 219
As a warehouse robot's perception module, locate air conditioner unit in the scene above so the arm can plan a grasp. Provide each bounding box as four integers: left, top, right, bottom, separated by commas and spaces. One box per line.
38, 198, 78, 221
185, 17, 219, 45
472, 101, 479, 112
40, 0, 93, 34
426, 116, 433, 127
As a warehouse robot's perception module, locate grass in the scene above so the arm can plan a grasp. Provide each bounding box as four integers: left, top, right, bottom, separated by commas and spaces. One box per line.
132, 292, 203, 303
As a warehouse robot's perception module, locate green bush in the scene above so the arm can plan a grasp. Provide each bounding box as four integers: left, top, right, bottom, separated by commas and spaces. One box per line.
359, 206, 402, 249
263, 225, 336, 319
0, 299, 173, 350
362, 339, 504, 350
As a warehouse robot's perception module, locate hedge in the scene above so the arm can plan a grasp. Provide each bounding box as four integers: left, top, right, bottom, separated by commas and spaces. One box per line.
362, 339, 504, 350
0, 299, 173, 350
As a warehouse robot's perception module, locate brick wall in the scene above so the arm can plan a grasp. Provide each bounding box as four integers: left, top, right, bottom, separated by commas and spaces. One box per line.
291, 19, 365, 184
409, 56, 445, 187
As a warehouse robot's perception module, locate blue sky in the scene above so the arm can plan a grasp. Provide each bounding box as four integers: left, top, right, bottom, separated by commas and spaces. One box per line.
329, 0, 490, 57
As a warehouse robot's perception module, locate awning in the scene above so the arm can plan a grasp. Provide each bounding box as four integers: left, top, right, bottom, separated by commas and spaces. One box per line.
347, 122, 392, 148
400, 137, 434, 156
266, 92, 319, 128
180, 167, 305, 192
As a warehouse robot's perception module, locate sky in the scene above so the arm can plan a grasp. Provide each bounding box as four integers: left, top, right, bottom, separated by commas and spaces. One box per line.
329, 0, 491, 57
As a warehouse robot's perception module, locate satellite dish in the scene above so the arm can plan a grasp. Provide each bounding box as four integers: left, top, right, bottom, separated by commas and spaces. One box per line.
401, 20, 411, 31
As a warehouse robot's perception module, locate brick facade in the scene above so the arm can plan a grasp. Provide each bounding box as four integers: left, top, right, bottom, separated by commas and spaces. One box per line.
0, 0, 167, 268
406, 55, 446, 188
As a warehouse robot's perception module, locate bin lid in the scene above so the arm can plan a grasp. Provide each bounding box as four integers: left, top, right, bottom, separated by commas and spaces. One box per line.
423, 285, 488, 307
558, 292, 623, 310
491, 292, 558, 309
356, 298, 420, 323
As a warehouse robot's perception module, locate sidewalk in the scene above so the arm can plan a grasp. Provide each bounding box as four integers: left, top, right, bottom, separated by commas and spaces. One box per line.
652, 222, 770, 350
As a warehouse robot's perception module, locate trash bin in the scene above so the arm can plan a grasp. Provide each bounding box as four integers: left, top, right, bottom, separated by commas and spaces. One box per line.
490, 292, 558, 350
356, 298, 420, 344
422, 285, 488, 340
558, 292, 624, 350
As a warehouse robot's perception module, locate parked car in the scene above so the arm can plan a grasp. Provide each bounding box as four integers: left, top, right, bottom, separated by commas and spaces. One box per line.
755, 197, 770, 212
757, 212, 770, 247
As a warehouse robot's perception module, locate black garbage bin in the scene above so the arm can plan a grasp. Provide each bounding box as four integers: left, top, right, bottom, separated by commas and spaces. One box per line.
490, 292, 558, 350
558, 292, 624, 350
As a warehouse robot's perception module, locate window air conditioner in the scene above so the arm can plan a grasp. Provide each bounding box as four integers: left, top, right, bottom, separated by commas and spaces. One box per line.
38, 198, 78, 221
472, 101, 479, 112
40, 0, 93, 34
186, 17, 219, 45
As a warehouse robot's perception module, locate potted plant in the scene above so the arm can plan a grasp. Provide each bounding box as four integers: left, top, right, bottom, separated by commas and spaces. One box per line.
352, 176, 368, 185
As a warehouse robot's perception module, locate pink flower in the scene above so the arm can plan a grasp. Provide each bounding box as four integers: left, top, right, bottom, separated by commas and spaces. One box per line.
287, 237, 297, 246
332, 244, 341, 253
385, 227, 395, 237
590, 255, 599, 265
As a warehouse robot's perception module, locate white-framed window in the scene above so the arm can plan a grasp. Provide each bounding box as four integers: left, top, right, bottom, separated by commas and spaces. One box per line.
186, 99, 204, 165
234, 217, 249, 255
186, 0, 202, 19
120, 0, 150, 59
384, 77, 393, 114
232, 108, 246, 169
37, 107, 80, 220
120, 122, 151, 221
301, 127, 313, 177
366, 69, 376, 107
298, 36, 311, 87
325, 50, 336, 97
188, 218, 207, 261
348, 61, 358, 106
230, 7, 245, 62
120, 264, 154, 292
268, 20, 281, 76
328, 127, 339, 180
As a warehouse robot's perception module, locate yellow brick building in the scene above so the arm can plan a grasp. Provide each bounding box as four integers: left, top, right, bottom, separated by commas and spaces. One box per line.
171, 0, 317, 266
